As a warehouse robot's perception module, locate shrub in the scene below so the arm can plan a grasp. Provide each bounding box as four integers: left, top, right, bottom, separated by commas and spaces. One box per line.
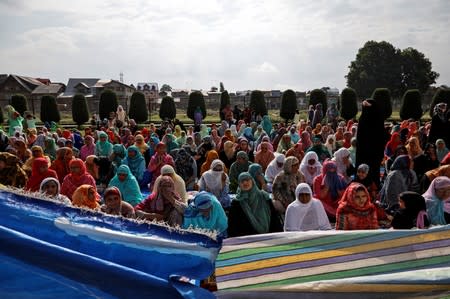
309, 89, 327, 115
219, 90, 231, 120
340, 88, 358, 120
400, 89, 423, 120
72, 94, 90, 127
128, 92, 148, 123
40, 95, 61, 123
280, 89, 297, 121
159, 96, 176, 120
371, 88, 392, 119
429, 88, 450, 117
249, 90, 267, 116
187, 91, 206, 120
98, 90, 118, 120
11, 94, 28, 116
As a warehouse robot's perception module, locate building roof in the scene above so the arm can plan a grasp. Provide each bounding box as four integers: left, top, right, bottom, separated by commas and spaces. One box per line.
59, 78, 100, 97
4, 75, 45, 92
31, 83, 65, 95
137, 82, 158, 91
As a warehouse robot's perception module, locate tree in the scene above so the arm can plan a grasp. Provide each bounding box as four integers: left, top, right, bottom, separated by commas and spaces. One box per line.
40, 95, 61, 123
371, 88, 392, 120
159, 96, 176, 120
340, 88, 358, 120
187, 91, 206, 120
98, 90, 118, 120
220, 82, 225, 92
346, 40, 439, 99
280, 89, 297, 121
219, 90, 230, 120
72, 94, 90, 128
429, 88, 450, 117
399, 89, 423, 120
249, 90, 267, 116
128, 91, 148, 123
11, 94, 28, 116
160, 84, 172, 92
309, 89, 327, 115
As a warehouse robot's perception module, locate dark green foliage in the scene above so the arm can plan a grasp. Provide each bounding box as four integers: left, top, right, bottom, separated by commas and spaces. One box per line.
249, 90, 267, 116
340, 88, 358, 120
220, 82, 225, 92
400, 89, 423, 120
98, 89, 118, 120
280, 89, 297, 121
0, 106, 3, 124
128, 92, 148, 123
11, 94, 28, 116
309, 89, 327, 115
159, 96, 176, 120
72, 94, 90, 127
371, 88, 392, 119
219, 91, 231, 120
187, 91, 206, 120
429, 88, 450, 117
40, 95, 61, 123
346, 40, 439, 98
160, 84, 172, 92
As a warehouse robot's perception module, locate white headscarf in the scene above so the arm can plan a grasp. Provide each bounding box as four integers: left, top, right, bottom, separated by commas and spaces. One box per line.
199, 159, 228, 199
333, 148, 351, 177
300, 151, 322, 186
265, 153, 285, 183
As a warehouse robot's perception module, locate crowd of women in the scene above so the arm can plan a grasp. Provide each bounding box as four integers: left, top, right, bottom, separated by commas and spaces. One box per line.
0, 102, 449, 239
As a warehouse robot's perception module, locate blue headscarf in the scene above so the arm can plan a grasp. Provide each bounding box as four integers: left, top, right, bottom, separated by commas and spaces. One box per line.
148, 135, 160, 157
261, 115, 272, 136
95, 132, 113, 157
248, 163, 267, 189
121, 145, 145, 181
423, 176, 450, 225
108, 165, 143, 206
183, 191, 228, 235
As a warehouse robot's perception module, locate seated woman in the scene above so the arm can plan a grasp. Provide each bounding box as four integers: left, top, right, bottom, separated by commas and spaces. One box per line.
0, 152, 28, 188
264, 154, 285, 192
228, 172, 282, 237
423, 176, 450, 225
72, 184, 100, 210
272, 156, 305, 216
39, 177, 71, 205
23, 145, 51, 176
229, 151, 251, 193
174, 148, 197, 191
147, 142, 175, 188
352, 164, 378, 200
61, 159, 97, 200
101, 186, 135, 218
183, 191, 228, 236
254, 141, 275, 173
135, 176, 186, 226
108, 165, 143, 206
284, 183, 331, 231
109, 143, 127, 172
218, 140, 236, 171
198, 159, 231, 208
200, 150, 220, 176
299, 151, 322, 187
122, 145, 146, 186
391, 191, 429, 229
153, 165, 188, 203
50, 147, 74, 183
25, 157, 58, 192
335, 183, 378, 230
248, 163, 268, 191
332, 147, 355, 183
95, 131, 113, 157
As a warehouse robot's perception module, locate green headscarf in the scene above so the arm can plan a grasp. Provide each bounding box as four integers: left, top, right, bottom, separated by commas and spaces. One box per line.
235, 172, 272, 234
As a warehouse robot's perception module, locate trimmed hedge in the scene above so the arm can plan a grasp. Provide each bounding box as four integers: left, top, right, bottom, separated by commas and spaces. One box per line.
249, 90, 267, 116
11, 94, 28, 116
128, 92, 148, 123
159, 96, 176, 120
98, 90, 118, 120
429, 88, 450, 117
187, 91, 206, 120
400, 89, 423, 120
309, 89, 327, 115
371, 88, 392, 120
72, 94, 90, 127
340, 88, 358, 120
280, 89, 297, 121
220, 91, 231, 120
40, 95, 61, 123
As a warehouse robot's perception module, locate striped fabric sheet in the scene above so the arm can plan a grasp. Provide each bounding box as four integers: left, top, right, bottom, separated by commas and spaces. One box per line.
216, 226, 450, 297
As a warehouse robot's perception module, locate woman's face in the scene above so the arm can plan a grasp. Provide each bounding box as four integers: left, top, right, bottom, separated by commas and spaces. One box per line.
105, 194, 121, 210
127, 136, 135, 144
64, 151, 73, 161
291, 161, 300, 173
87, 188, 96, 201
39, 164, 48, 173
357, 170, 368, 180
85, 137, 92, 145
353, 190, 368, 207
239, 178, 253, 191
42, 181, 58, 196
261, 144, 268, 152
128, 150, 136, 158
199, 207, 212, 218
32, 149, 42, 157
70, 164, 81, 175
298, 193, 311, 204
435, 186, 450, 200
398, 198, 406, 209
160, 182, 173, 198
240, 141, 248, 150
118, 172, 127, 182
342, 154, 350, 165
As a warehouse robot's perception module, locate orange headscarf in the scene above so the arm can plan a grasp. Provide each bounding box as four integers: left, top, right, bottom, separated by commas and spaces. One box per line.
201, 150, 219, 175
72, 184, 100, 209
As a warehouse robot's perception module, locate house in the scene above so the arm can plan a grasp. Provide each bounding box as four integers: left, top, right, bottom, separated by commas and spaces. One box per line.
136, 82, 159, 113
31, 83, 66, 112
0, 74, 46, 114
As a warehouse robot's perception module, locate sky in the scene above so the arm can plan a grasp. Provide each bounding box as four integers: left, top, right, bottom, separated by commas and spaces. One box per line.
1, 0, 449, 92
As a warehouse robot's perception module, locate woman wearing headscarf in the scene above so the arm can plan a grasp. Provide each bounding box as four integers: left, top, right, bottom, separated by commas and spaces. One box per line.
219, 140, 236, 171
272, 156, 305, 215
116, 105, 127, 125
306, 135, 331, 162
228, 172, 282, 237
224, 128, 235, 144
25, 157, 58, 192
313, 160, 348, 222
174, 147, 197, 191
85, 155, 100, 182
13, 138, 31, 163
285, 143, 305, 163
261, 115, 272, 138
385, 132, 402, 158
406, 136, 423, 159
163, 133, 179, 153
121, 128, 132, 145
108, 165, 143, 206
248, 163, 268, 191
436, 139, 449, 163
50, 147, 74, 183
95, 131, 113, 157
276, 134, 293, 154
199, 124, 209, 139
381, 155, 420, 213
420, 164, 450, 194
348, 137, 357, 167
284, 183, 331, 231
0, 152, 28, 188
101, 187, 135, 218
255, 141, 275, 173
134, 134, 150, 159
80, 135, 95, 161
109, 143, 127, 171
44, 137, 57, 161
39, 177, 71, 205
198, 159, 231, 208
230, 125, 239, 139
391, 191, 429, 229
148, 142, 175, 187
335, 183, 378, 230
299, 131, 312, 152
135, 176, 186, 226
229, 151, 252, 193
234, 137, 254, 162
60, 158, 97, 200
423, 176, 450, 225
333, 147, 354, 183
325, 134, 336, 157
300, 151, 322, 187
122, 145, 146, 185
265, 153, 285, 192
385, 145, 408, 174
210, 130, 220, 149
183, 191, 228, 236
71, 184, 100, 210
23, 145, 51, 175
153, 165, 188, 203
175, 131, 187, 148
201, 150, 220, 176
413, 143, 440, 183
